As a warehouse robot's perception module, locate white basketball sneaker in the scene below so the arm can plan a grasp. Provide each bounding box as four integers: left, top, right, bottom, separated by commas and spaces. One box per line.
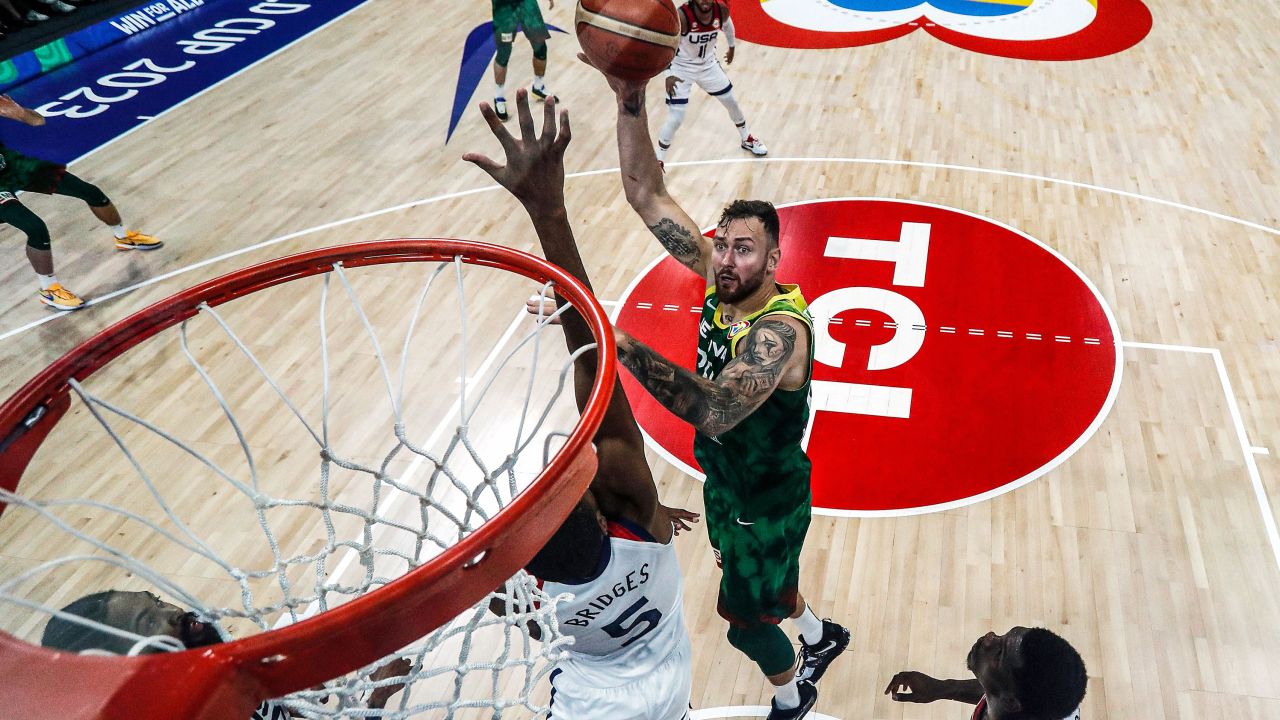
741, 134, 768, 156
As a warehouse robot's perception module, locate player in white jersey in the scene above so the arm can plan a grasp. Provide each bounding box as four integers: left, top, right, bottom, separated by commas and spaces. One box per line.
466, 90, 699, 720
656, 0, 767, 162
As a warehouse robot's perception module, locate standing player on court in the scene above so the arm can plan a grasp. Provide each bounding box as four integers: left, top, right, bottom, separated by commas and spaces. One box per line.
655, 0, 767, 162
466, 89, 699, 720
585, 59, 847, 719
0, 94, 160, 310
490, 0, 555, 122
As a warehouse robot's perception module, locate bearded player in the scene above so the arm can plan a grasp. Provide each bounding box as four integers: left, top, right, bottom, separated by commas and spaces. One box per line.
466, 89, 699, 720
656, 0, 766, 162
582, 59, 848, 719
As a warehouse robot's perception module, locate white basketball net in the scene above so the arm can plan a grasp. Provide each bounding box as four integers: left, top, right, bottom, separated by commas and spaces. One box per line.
0, 254, 595, 718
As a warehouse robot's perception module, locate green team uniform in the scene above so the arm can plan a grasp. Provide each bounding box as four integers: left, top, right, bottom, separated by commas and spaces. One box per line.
0, 143, 67, 198
491, 0, 550, 43
693, 282, 814, 632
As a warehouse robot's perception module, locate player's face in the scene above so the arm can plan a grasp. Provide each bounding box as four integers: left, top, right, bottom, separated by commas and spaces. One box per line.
966, 626, 1029, 701
693, 0, 714, 13
105, 590, 222, 650
712, 217, 776, 304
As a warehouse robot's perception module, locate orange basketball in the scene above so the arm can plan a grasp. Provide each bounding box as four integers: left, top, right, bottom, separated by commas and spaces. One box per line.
576, 0, 681, 81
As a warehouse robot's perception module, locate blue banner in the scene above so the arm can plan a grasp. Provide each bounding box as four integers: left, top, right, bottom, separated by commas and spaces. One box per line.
2, 0, 369, 164
1, 1, 213, 94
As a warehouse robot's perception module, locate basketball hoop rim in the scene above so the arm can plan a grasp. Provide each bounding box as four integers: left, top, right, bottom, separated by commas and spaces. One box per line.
0, 239, 615, 719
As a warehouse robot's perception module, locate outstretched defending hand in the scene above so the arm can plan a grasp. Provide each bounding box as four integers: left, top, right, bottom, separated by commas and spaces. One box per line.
463, 88, 571, 213
884, 671, 948, 703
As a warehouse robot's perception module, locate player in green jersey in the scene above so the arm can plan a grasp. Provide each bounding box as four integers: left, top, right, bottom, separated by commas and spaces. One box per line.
490, 0, 554, 122
584, 58, 849, 720
0, 95, 160, 310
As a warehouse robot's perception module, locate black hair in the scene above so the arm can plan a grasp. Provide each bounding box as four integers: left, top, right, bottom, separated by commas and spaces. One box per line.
719, 199, 780, 250
1011, 628, 1087, 719
524, 501, 606, 583
40, 590, 138, 655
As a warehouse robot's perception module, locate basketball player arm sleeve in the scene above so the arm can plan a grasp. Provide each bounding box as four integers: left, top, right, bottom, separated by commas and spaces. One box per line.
613, 86, 713, 281
615, 314, 809, 437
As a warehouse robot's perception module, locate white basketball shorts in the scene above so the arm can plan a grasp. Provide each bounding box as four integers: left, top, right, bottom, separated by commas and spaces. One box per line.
547, 641, 693, 720
666, 61, 733, 105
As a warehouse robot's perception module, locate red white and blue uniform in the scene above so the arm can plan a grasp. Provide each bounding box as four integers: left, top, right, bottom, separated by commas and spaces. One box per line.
542, 519, 691, 720
667, 2, 734, 103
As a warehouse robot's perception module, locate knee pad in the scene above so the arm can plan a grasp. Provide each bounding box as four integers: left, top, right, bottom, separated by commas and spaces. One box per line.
24, 219, 51, 251
532, 41, 547, 61
726, 624, 795, 677
56, 173, 112, 207
82, 185, 111, 208
495, 40, 513, 67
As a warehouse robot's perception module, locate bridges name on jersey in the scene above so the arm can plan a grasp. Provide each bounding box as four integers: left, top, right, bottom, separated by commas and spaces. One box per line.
543, 523, 687, 687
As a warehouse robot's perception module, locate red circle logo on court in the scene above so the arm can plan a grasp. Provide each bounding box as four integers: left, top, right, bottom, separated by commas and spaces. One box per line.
730, 0, 1152, 61
615, 199, 1121, 514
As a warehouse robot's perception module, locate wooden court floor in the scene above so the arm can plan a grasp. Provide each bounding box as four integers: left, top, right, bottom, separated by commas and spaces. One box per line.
0, 0, 1277, 718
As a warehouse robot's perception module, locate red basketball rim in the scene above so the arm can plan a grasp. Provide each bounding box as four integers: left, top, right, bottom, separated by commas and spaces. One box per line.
0, 239, 615, 720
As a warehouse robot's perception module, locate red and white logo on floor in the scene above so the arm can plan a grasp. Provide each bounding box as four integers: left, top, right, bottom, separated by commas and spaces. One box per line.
614, 198, 1122, 515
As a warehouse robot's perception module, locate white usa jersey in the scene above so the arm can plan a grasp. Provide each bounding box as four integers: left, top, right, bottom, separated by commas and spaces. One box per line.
543, 520, 689, 688
673, 2, 724, 69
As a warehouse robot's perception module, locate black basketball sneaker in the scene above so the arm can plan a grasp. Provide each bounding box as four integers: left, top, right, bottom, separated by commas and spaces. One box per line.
798, 619, 850, 683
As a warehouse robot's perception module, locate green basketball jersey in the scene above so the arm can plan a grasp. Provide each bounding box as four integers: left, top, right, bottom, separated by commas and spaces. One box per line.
693, 283, 814, 510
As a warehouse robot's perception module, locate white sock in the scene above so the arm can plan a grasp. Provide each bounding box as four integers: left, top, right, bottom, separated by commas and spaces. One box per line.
533, 74, 545, 91
774, 676, 800, 709
655, 142, 668, 161
791, 604, 824, 645
37, 273, 57, 290
109, 224, 126, 239
736, 121, 751, 143
495, 83, 506, 100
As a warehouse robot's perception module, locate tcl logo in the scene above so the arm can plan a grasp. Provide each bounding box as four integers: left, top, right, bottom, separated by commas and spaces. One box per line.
616, 199, 1121, 515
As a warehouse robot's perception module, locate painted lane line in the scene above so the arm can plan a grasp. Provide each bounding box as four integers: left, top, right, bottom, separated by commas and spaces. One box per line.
1121, 340, 1280, 575
1251, 447, 1270, 456
997, 330, 1013, 338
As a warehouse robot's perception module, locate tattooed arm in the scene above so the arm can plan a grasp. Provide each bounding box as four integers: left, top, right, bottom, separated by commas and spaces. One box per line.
602, 69, 712, 279
614, 316, 808, 437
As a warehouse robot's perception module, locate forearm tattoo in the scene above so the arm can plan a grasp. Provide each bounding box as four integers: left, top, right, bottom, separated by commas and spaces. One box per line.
618, 318, 799, 436
647, 217, 702, 264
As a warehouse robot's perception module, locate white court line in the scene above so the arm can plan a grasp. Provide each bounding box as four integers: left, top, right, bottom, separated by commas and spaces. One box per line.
1254, 447, 1271, 456
1121, 340, 1280, 575
4, 158, 1277, 342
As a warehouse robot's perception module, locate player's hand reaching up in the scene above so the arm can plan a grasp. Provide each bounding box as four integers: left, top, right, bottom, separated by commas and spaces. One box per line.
463, 89, 571, 213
